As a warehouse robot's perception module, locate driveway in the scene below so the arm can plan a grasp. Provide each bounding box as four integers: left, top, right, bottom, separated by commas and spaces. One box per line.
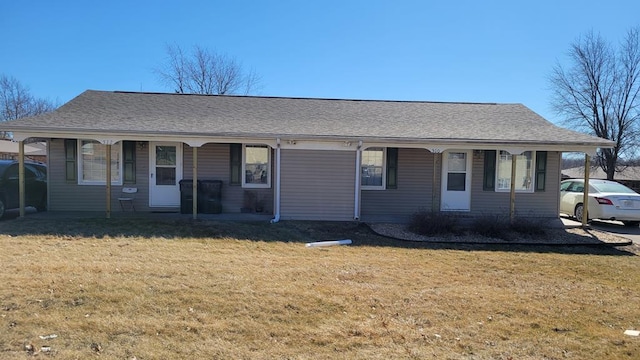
561, 215, 640, 245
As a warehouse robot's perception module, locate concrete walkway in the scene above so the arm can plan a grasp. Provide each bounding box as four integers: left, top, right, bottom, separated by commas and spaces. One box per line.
561, 215, 640, 245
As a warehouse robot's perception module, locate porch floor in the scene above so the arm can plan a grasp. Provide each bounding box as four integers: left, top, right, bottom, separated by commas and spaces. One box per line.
10, 208, 274, 222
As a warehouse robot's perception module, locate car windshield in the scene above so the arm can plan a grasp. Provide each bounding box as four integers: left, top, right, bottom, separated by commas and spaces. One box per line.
591, 181, 637, 194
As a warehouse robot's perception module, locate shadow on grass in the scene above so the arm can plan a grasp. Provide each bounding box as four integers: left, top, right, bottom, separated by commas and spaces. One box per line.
0, 216, 637, 257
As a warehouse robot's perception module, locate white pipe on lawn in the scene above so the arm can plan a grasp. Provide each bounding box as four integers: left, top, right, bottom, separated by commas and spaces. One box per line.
305, 239, 352, 247
270, 138, 282, 224
353, 140, 362, 220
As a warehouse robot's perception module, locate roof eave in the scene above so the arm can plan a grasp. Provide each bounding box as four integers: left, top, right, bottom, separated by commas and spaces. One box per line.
9, 127, 613, 154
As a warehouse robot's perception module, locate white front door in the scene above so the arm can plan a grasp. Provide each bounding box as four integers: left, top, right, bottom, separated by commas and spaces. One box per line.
440, 150, 472, 211
149, 142, 182, 207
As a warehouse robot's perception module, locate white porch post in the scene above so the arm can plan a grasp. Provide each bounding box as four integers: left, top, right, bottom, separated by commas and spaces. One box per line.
432, 152, 439, 212
18, 141, 25, 218
510, 154, 517, 224
192, 146, 198, 219
582, 154, 590, 228
105, 144, 111, 219
354, 141, 362, 220
106, 144, 112, 219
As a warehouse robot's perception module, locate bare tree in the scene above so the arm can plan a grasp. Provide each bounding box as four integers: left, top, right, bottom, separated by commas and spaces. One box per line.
0, 74, 57, 138
550, 28, 640, 180
155, 44, 261, 95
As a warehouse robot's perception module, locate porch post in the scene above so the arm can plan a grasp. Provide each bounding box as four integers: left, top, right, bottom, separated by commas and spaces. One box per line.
18, 140, 25, 218
432, 152, 439, 212
192, 146, 198, 219
106, 144, 111, 219
270, 139, 281, 223
353, 141, 362, 220
582, 154, 590, 228
510, 154, 517, 224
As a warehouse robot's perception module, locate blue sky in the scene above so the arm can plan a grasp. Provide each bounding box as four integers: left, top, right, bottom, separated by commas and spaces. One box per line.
2, 1, 639, 125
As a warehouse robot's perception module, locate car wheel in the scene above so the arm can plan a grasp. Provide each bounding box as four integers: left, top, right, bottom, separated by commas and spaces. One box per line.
622, 221, 640, 227
36, 194, 47, 212
574, 203, 586, 222
0, 197, 5, 219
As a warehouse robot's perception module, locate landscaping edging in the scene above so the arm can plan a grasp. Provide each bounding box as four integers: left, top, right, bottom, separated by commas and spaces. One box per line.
366, 222, 633, 247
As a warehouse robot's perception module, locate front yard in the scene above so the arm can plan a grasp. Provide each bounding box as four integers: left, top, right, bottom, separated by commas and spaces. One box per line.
0, 217, 638, 359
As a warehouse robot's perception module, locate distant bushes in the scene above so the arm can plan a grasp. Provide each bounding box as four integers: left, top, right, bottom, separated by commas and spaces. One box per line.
409, 210, 547, 240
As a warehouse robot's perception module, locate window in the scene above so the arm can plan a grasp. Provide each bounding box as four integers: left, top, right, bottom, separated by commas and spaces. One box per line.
360, 147, 398, 190
483, 150, 548, 192
446, 152, 467, 191
496, 151, 533, 192
26, 164, 46, 179
5, 164, 37, 180
154, 145, 177, 185
242, 145, 270, 188
78, 140, 122, 185
361, 147, 385, 189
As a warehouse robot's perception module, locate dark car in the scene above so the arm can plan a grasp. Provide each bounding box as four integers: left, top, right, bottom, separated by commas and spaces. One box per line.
0, 160, 47, 218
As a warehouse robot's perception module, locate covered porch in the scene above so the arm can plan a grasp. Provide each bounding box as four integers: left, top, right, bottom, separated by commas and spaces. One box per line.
8, 134, 602, 229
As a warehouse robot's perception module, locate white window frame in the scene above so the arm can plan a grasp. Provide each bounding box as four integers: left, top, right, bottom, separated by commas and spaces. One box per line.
495, 150, 535, 193
242, 144, 271, 189
361, 147, 386, 190
78, 140, 123, 185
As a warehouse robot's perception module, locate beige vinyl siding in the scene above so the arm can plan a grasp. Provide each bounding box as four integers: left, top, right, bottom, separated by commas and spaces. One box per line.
470, 150, 561, 217
280, 149, 355, 221
361, 148, 435, 220
48, 139, 152, 212
126, 142, 150, 211
183, 143, 273, 214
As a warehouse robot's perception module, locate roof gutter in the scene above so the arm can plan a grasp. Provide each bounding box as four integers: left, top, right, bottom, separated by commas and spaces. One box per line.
8, 128, 614, 154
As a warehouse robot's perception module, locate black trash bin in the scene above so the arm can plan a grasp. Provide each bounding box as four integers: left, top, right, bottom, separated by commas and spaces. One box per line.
199, 180, 223, 214
179, 179, 199, 214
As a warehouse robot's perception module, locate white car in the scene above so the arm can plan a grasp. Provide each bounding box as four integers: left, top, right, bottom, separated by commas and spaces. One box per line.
560, 179, 640, 226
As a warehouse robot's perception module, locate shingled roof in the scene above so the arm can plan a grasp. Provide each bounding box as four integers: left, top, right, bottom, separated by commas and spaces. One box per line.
1, 90, 614, 148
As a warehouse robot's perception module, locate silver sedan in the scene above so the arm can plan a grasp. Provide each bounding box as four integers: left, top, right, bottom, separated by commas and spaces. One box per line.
560, 179, 640, 227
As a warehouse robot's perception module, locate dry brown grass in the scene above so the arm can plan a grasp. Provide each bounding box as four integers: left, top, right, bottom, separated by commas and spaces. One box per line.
0, 217, 639, 359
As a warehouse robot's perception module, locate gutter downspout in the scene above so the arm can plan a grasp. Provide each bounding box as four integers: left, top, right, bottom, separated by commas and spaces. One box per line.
354, 140, 362, 220
270, 138, 281, 223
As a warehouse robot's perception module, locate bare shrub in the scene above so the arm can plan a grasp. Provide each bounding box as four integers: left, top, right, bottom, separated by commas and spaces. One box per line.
408, 210, 459, 236
470, 214, 510, 240
471, 215, 548, 240
510, 217, 548, 236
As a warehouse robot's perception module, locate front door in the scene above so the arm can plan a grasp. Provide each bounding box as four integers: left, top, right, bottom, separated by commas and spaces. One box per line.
149, 142, 182, 207
440, 150, 471, 211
